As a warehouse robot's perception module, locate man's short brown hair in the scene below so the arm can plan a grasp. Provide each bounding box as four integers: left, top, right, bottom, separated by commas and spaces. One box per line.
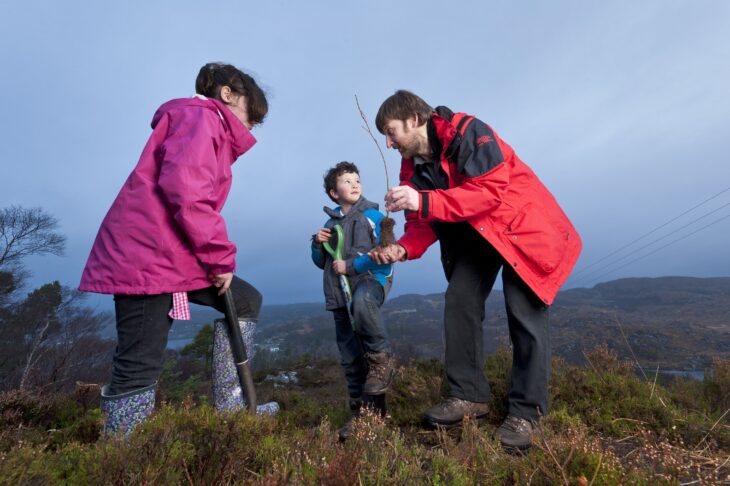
375, 90, 433, 134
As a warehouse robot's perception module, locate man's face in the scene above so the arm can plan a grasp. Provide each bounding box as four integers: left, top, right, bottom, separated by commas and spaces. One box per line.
382, 117, 422, 159
329, 171, 362, 207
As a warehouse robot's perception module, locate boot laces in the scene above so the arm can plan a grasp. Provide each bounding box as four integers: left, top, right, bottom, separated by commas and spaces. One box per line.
503, 415, 531, 432
366, 353, 389, 380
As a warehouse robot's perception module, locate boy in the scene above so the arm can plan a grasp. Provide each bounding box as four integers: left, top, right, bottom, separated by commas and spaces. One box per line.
311, 161, 395, 441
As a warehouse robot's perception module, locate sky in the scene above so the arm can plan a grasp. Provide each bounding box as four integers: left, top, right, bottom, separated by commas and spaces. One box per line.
1, 1, 729, 309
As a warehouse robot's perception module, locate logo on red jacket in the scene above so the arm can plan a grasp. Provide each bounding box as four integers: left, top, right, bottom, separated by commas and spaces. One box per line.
476, 135, 493, 146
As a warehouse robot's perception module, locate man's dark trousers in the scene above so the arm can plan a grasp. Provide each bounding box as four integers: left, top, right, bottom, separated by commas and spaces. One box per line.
438, 222, 550, 422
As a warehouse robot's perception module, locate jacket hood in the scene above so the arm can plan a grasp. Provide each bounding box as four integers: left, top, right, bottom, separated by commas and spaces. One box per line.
428, 107, 461, 162
323, 196, 379, 219
151, 96, 257, 158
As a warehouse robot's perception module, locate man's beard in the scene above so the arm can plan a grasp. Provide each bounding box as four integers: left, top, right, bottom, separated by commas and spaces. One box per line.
397, 131, 423, 159
398, 146, 416, 159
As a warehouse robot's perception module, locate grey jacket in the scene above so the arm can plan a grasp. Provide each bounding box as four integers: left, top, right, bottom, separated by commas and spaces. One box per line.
311, 197, 393, 310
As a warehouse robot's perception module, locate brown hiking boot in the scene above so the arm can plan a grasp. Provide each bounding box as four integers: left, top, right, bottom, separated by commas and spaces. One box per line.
423, 397, 489, 428
338, 395, 388, 442
493, 414, 534, 452
338, 398, 362, 442
362, 352, 395, 395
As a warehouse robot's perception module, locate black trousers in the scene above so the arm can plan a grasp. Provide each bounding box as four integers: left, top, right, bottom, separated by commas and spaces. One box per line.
109, 276, 262, 394
439, 223, 550, 421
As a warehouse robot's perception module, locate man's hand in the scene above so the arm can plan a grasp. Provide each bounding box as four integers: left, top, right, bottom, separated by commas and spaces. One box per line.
209, 272, 233, 296
332, 259, 347, 275
314, 228, 332, 244
385, 185, 420, 212
368, 244, 407, 264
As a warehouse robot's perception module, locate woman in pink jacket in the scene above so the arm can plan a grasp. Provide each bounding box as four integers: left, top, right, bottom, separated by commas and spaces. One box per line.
80, 63, 267, 435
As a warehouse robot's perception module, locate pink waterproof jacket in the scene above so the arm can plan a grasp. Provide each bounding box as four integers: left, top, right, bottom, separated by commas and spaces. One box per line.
79, 96, 256, 295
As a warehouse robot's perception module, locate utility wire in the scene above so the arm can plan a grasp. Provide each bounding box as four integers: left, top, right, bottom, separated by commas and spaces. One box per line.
571, 186, 730, 278
571, 202, 730, 286
580, 212, 730, 284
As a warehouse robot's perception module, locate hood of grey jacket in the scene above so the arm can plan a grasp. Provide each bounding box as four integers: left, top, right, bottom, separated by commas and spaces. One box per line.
320, 196, 382, 310
322, 196, 379, 221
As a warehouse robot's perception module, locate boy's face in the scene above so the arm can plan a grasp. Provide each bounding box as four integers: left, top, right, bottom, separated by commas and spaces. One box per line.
329, 171, 362, 207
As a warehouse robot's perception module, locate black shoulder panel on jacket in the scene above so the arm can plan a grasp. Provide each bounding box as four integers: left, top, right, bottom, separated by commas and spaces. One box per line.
456, 117, 505, 177
430, 106, 460, 164
434, 106, 454, 121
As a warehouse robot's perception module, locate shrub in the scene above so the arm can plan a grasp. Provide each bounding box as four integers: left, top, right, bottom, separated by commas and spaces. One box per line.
705, 357, 730, 413
1, 357, 729, 484
389, 359, 444, 425
0, 389, 100, 452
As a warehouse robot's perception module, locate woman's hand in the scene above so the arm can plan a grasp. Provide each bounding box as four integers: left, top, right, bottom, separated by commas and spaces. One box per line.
332, 259, 347, 275
314, 228, 332, 244
209, 272, 233, 295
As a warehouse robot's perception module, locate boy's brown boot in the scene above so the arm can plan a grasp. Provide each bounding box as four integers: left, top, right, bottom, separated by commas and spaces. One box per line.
362, 352, 395, 395
338, 398, 362, 442
338, 395, 388, 442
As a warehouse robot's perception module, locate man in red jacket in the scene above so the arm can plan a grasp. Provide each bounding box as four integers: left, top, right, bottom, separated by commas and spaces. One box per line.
369, 90, 581, 451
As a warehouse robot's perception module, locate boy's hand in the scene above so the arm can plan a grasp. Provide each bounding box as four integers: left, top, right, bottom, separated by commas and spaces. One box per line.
369, 244, 406, 264
332, 259, 347, 275
314, 228, 332, 244
385, 185, 419, 212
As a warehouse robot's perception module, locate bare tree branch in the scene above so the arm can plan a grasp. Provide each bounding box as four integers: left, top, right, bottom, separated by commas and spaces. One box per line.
0, 206, 66, 269
354, 95, 397, 246
355, 95, 391, 193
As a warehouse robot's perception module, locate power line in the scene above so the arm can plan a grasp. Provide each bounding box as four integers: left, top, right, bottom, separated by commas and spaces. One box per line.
571, 186, 730, 278
571, 202, 730, 286
580, 212, 730, 284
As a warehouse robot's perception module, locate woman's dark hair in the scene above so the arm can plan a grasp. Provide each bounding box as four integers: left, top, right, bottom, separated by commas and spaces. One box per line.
195, 62, 268, 126
324, 161, 359, 203
375, 89, 433, 133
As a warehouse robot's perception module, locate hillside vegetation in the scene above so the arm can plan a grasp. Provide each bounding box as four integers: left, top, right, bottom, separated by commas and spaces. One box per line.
1, 345, 728, 485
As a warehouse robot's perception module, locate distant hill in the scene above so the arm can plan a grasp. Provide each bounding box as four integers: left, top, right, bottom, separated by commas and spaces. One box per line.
164, 276, 730, 371
550, 276, 730, 369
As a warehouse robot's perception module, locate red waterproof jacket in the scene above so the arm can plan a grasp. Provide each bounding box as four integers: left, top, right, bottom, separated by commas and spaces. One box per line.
397, 108, 581, 305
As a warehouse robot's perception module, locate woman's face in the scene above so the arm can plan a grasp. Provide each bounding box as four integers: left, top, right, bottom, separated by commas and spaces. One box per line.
220, 86, 252, 129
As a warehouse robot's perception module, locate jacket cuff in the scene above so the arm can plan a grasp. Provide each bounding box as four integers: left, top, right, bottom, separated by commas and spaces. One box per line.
346, 259, 357, 275
419, 191, 430, 220
395, 240, 411, 261
208, 263, 236, 275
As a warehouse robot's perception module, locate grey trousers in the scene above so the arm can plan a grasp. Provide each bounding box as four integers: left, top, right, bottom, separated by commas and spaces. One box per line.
332, 278, 389, 399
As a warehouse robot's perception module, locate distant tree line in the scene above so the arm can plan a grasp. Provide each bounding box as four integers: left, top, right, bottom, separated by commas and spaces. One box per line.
0, 205, 114, 392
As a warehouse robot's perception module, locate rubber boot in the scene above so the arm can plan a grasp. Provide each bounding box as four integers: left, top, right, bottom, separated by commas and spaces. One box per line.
212, 318, 279, 415
100, 382, 156, 438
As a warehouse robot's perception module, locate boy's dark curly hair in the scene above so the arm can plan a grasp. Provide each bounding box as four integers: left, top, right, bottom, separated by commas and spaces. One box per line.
323, 161, 360, 203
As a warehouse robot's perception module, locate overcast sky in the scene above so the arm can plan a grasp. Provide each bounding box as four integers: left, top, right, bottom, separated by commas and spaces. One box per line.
1, 1, 729, 308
